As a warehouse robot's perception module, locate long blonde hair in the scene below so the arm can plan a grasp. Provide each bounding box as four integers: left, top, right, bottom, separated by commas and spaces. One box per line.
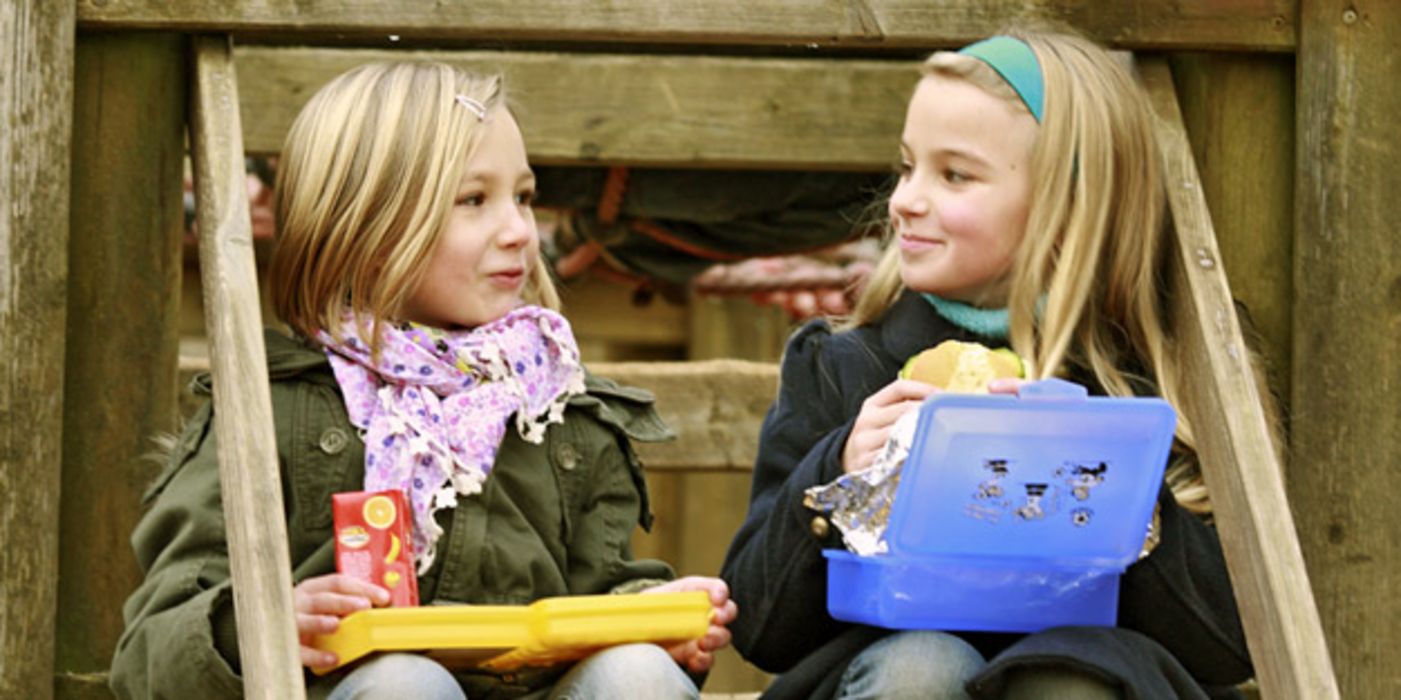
270, 62, 559, 357
849, 30, 1267, 514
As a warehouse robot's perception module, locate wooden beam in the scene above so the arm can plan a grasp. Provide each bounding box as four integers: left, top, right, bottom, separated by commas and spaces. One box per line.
1168, 53, 1294, 403
0, 2, 73, 698
1294, 2, 1401, 696
591, 361, 777, 472
235, 46, 912, 169
563, 275, 689, 348
1139, 56, 1339, 699
189, 35, 305, 699
56, 33, 187, 697
76, 0, 1296, 52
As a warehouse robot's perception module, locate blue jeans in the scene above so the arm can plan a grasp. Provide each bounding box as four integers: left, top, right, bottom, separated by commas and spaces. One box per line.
313, 644, 698, 699
836, 631, 985, 700
835, 631, 1119, 700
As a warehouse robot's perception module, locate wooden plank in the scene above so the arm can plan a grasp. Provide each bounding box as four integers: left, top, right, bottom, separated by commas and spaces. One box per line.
235, 46, 912, 169
591, 360, 777, 472
1138, 56, 1340, 699
1293, 2, 1401, 697
189, 35, 305, 699
56, 34, 186, 699
0, 2, 72, 698
1168, 53, 1294, 402
687, 295, 794, 363
563, 275, 689, 347
76, 0, 1296, 51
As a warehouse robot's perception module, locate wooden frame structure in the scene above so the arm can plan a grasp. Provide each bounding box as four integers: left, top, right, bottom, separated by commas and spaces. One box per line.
2, 1, 1397, 698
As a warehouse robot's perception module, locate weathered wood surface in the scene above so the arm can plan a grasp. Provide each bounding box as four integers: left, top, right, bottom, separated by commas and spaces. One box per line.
591, 360, 778, 472
1140, 56, 1339, 699
235, 46, 912, 169
0, 2, 73, 698
76, 0, 1296, 51
1169, 53, 1294, 402
1294, 1, 1401, 697
622, 300, 787, 693
56, 34, 187, 700
564, 275, 689, 349
190, 35, 305, 699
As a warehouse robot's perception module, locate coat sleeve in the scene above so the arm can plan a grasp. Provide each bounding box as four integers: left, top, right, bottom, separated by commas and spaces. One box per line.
720, 322, 862, 673
108, 406, 245, 700
1116, 468, 1253, 685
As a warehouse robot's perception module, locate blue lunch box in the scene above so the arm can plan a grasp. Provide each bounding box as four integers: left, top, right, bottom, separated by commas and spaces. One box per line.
824, 378, 1175, 633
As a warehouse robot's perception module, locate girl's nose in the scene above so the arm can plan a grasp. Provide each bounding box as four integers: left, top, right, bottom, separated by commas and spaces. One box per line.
496, 204, 536, 249
889, 178, 930, 222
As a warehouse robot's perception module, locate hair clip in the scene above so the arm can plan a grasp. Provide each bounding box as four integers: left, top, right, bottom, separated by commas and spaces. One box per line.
454, 95, 488, 121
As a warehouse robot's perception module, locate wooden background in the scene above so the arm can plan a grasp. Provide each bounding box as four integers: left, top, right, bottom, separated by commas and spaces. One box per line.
1, 1, 1396, 697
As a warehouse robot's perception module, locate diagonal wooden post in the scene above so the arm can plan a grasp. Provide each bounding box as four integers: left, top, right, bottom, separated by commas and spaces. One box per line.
189, 34, 305, 699
1137, 56, 1339, 699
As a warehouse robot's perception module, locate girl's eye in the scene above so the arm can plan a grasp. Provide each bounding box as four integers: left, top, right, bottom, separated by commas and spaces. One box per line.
455, 193, 486, 207
942, 169, 971, 185
515, 190, 536, 206
894, 161, 913, 178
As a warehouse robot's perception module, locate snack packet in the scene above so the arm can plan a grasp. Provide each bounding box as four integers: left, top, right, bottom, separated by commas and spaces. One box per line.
333, 489, 419, 607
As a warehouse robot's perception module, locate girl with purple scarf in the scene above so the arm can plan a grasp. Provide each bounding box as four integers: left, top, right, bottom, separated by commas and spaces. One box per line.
111, 62, 735, 700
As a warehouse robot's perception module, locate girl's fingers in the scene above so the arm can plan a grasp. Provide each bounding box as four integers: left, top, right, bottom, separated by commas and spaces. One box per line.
296, 574, 391, 605
300, 646, 338, 670
666, 639, 697, 666
296, 612, 341, 637
855, 395, 928, 435
987, 377, 1026, 395
686, 650, 715, 673
712, 599, 738, 626
867, 379, 937, 407
846, 396, 926, 472
699, 624, 732, 653
296, 591, 376, 617
668, 638, 714, 673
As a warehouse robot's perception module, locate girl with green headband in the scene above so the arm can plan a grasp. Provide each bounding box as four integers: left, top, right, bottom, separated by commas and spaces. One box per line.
723, 29, 1265, 699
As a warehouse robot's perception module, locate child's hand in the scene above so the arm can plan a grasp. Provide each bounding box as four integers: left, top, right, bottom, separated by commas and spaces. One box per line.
843, 379, 936, 473
986, 377, 1027, 395
642, 576, 739, 674
292, 573, 391, 669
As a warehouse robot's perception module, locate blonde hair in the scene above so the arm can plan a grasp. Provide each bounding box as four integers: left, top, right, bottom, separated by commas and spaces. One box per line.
848, 30, 1277, 514
270, 62, 559, 357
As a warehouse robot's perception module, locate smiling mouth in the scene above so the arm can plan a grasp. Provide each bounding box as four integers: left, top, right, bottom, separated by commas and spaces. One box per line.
488, 268, 525, 289
899, 233, 945, 251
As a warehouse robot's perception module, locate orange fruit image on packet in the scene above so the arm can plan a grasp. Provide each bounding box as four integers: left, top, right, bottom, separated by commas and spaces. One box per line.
333, 489, 419, 607
363, 494, 397, 529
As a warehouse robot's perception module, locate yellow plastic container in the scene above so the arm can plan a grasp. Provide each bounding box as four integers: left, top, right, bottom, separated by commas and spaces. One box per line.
311, 592, 712, 673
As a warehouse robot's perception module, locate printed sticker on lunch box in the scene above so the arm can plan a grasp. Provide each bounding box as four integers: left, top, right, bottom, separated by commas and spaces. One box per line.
964, 459, 1113, 527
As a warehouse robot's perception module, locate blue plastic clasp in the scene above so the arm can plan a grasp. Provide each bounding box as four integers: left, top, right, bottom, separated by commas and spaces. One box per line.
1017, 378, 1089, 400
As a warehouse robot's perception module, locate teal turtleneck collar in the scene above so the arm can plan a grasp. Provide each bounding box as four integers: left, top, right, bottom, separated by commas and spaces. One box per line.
921, 293, 1010, 340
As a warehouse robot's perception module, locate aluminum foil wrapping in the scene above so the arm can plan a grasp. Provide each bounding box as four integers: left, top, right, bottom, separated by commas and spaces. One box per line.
804, 408, 921, 555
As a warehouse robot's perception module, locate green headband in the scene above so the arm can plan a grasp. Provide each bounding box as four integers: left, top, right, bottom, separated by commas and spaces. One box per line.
958, 36, 1044, 122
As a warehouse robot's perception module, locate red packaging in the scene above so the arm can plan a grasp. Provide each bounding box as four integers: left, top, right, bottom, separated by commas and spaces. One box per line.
332, 489, 419, 607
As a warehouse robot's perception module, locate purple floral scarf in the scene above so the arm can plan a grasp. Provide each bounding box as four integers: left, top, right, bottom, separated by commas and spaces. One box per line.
318, 306, 586, 573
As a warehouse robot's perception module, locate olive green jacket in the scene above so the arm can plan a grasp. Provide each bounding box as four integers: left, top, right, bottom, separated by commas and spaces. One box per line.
110, 331, 675, 700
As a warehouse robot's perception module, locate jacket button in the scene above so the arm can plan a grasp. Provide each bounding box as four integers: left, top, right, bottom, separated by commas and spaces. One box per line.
554, 443, 579, 471
810, 516, 830, 539
319, 428, 348, 455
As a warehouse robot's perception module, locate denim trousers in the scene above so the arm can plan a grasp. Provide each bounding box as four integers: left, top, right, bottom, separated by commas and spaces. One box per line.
312, 643, 697, 699
834, 630, 1120, 700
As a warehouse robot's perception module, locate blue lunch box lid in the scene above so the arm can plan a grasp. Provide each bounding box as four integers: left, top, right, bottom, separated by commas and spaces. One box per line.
886, 378, 1176, 570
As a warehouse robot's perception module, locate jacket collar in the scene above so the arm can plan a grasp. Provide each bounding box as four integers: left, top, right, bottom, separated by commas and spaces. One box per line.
877, 290, 979, 363
264, 330, 335, 379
